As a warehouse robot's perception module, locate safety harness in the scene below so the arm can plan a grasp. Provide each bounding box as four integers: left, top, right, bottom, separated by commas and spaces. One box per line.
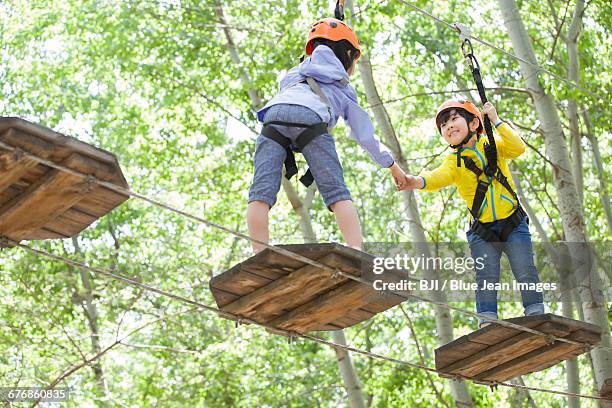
456, 24, 527, 242
261, 2, 348, 188
261, 77, 333, 187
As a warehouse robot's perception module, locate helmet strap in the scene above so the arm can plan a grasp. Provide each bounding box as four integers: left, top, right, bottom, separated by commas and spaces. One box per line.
449, 129, 476, 150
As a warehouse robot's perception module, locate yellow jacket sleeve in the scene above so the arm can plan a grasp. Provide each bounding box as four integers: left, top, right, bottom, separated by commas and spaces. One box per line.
495, 122, 526, 159
418, 154, 458, 192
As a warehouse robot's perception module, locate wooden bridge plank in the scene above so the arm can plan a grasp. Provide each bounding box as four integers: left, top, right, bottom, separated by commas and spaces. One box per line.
600, 378, 612, 399
435, 314, 602, 370
474, 329, 601, 382
0, 120, 129, 242
0, 128, 55, 158
0, 151, 40, 195
0, 167, 89, 237
438, 322, 569, 376
220, 253, 348, 320
328, 308, 375, 329
270, 280, 376, 333
60, 151, 117, 181
211, 243, 408, 332
212, 270, 274, 298
72, 186, 129, 218
43, 208, 99, 237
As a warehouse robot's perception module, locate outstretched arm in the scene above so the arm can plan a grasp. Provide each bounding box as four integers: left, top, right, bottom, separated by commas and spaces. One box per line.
344, 99, 395, 168
400, 155, 458, 192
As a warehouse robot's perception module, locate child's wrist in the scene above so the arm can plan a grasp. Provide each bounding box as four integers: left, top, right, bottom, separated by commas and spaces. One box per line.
494, 118, 503, 128
419, 176, 426, 189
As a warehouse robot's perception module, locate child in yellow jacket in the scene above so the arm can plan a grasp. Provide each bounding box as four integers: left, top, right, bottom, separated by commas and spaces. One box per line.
401, 100, 545, 327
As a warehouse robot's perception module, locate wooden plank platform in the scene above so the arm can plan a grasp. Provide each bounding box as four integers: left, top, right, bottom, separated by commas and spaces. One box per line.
0, 117, 129, 242
600, 378, 612, 399
435, 314, 602, 383
209, 243, 406, 334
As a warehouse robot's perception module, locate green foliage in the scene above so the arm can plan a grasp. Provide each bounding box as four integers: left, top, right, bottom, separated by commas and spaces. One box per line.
0, 0, 609, 406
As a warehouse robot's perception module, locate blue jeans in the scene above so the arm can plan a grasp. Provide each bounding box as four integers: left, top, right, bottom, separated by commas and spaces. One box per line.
248, 104, 352, 210
467, 217, 545, 327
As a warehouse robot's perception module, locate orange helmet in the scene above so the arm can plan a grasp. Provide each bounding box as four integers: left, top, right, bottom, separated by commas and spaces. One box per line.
435, 100, 484, 134
305, 18, 361, 60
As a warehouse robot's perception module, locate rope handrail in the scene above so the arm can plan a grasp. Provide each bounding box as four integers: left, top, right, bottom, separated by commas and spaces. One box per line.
5, 238, 610, 403
0, 139, 609, 354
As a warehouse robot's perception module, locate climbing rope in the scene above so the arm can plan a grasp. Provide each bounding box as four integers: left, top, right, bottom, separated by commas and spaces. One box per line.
393, 0, 606, 101
4, 237, 610, 403
456, 27, 498, 176
0, 139, 609, 355
335, 0, 345, 20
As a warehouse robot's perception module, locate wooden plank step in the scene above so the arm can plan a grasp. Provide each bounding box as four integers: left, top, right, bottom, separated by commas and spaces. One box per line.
437, 322, 569, 377
328, 308, 375, 329
43, 208, 99, 237
435, 313, 600, 368
270, 280, 369, 332
210, 243, 406, 333
600, 378, 612, 399
0, 150, 42, 195
219, 253, 349, 322
0, 164, 90, 238
0, 118, 129, 242
474, 329, 600, 382
435, 314, 602, 382
0, 128, 55, 158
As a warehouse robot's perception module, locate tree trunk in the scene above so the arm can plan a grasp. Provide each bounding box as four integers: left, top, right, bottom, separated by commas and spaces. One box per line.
581, 106, 612, 236
510, 376, 538, 408
511, 168, 557, 259
497, 0, 611, 393
332, 330, 367, 408
215, 4, 366, 406
561, 279, 581, 408
72, 236, 109, 400
563, 5, 586, 405
288, 187, 366, 408
348, 2, 474, 406
566, 0, 586, 209
214, 1, 263, 110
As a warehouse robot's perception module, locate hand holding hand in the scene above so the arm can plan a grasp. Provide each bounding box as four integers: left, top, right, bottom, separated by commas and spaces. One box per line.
399, 175, 424, 190
483, 102, 500, 124
389, 162, 407, 190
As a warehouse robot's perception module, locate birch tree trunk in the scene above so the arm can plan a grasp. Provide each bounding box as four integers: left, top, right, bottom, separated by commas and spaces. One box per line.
348, 2, 474, 406
215, 4, 366, 406
563, 4, 586, 404
497, 0, 611, 393
287, 183, 366, 408
581, 106, 612, 236
566, 0, 586, 209
72, 236, 109, 400
513, 168, 581, 405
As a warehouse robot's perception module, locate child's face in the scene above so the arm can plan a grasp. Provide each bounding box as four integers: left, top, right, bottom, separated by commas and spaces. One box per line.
440, 110, 480, 146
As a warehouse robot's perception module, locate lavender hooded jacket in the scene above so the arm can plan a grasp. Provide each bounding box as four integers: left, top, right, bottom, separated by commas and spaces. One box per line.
257, 45, 394, 168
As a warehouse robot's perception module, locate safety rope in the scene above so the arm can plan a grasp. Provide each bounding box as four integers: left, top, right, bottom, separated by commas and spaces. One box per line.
457, 31, 498, 176
0, 139, 609, 354
394, 0, 605, 102
4, 238, 610, 403
335, 0, 345, 20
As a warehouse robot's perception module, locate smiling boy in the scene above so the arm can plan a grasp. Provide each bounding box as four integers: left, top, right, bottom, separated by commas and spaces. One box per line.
401, 100, 545, 328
